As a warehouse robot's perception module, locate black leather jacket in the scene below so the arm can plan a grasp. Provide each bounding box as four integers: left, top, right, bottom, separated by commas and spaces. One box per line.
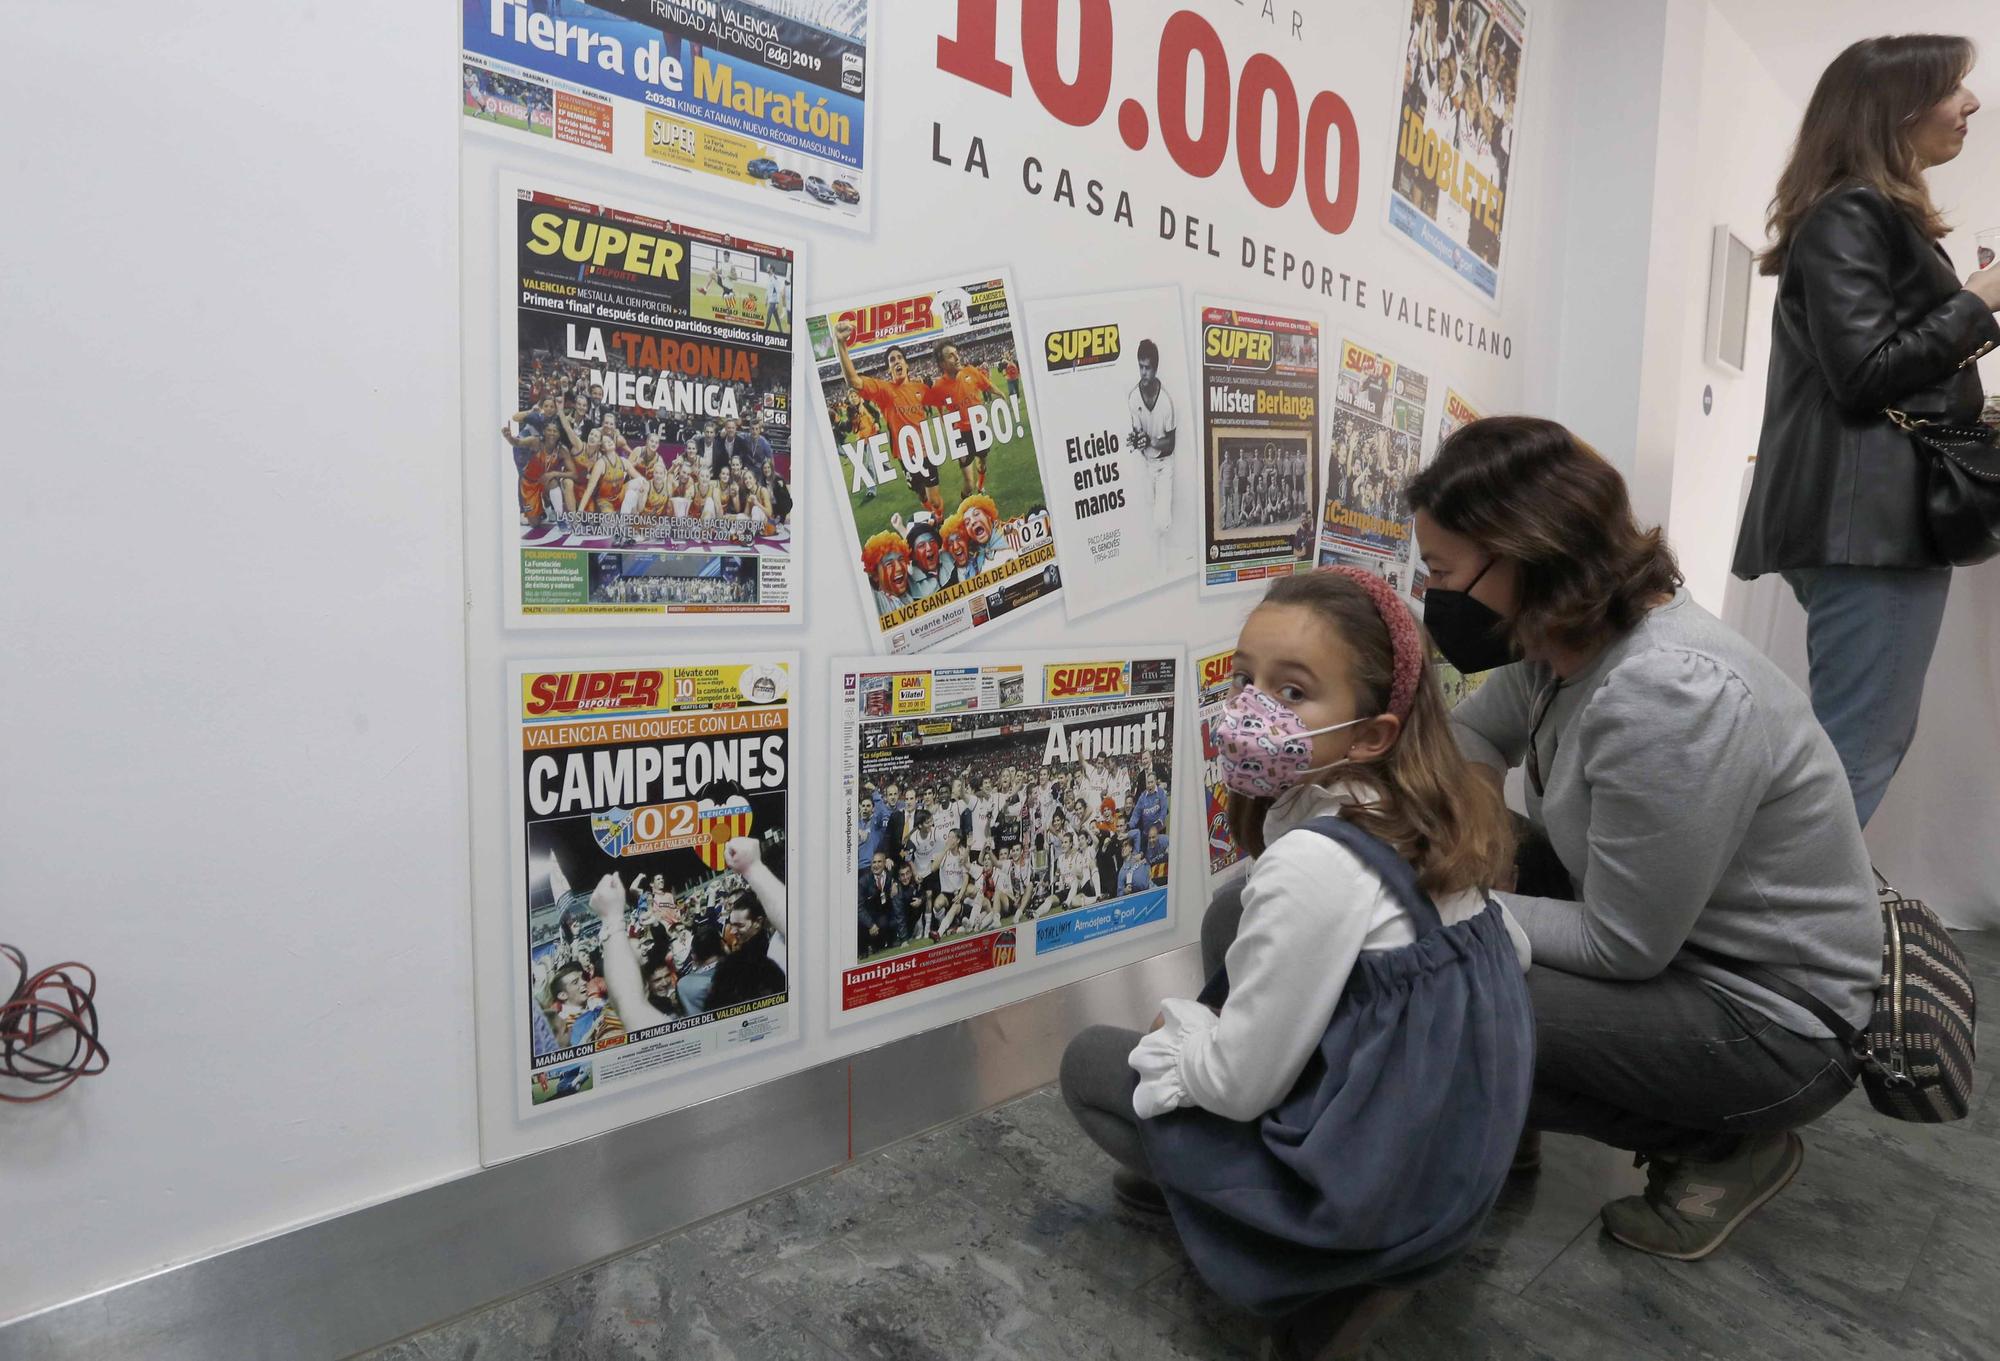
1733, 184, 2000, 576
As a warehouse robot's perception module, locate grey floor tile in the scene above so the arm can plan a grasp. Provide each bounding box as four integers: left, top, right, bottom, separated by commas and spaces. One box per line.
1947, 928, 2000, 981
742, 1190, 1058, 1359
1364, 1272, 1685, 1361
1807, 1077, 2000, 1204
1524, 1227, 1982, 1361
886, 1090, 1118, 1206
1139, 1262, 1260, 1334
748, 1185, 1244, 1361
884, 1102, 1183, 1291
409, 1287, 581, 1361
350, 1343, 433, 1361
1894, 1182, 2000, 1354
982, 1088, 1126, 1195
1143, 1256, 1688, 1361
1008, 1166, 1191, 1289
1000, 1297, 1261, 1361
412, 1235, 817, 1361
688, 1154, 930, 1272
1455, 1132, 1643, 1292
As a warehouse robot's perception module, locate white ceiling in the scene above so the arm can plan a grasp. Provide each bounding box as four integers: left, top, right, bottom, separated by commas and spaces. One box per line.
1709, 0, 1999, 108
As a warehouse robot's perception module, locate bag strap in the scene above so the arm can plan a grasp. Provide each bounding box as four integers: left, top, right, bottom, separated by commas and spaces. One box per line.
1888, 408, 2000, 450
1298, 814, 1446, 936
1679, 941, 1862, 1050
1192, 813, 1447, 1011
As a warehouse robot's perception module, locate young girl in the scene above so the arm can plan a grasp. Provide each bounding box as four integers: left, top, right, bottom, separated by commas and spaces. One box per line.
1059, 567, 1534, 1360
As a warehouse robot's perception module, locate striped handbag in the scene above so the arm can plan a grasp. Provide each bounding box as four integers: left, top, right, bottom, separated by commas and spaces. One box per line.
1856, 878, 1978, 1121
1688, 874, 1978, 1123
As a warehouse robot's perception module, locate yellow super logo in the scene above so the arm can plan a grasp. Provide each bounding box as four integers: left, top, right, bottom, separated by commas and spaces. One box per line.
525, 210, 685, 280
1044, 324, 1121, 373
1205, 325, 1274, 369
1045, 662, 1130, 700
1199, 650, 1235, 690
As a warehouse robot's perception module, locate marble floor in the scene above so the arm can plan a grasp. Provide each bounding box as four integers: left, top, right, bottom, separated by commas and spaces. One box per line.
363, 931, 2000, 1360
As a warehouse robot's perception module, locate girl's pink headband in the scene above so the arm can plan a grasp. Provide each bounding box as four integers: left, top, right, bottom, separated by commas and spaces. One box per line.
1321, 566, 1424, 723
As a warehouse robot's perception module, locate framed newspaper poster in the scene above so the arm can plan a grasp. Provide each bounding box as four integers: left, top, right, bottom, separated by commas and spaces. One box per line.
1024, 286, 1201, 620
805, 269, 1064, 653
831, 648, 1183, 1027
1193, 640, 1250, 892
1198, 300, 1324, 594
1320, 338, 1429, 576
510, 653, 798, 1118
500, 181, 801, 624
1385, 0, 1530, 302
1437, 386, 1484, 444
462, 0, 877, 231
1408, 387, 1481, 603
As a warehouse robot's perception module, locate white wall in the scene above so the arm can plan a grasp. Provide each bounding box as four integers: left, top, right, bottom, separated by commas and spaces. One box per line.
1516, 0, 1731, 539
1520, 0, 1669, 505
0, 1, 476, 1323
1663, 5, 1799, 612
0, 0, 1661, 1324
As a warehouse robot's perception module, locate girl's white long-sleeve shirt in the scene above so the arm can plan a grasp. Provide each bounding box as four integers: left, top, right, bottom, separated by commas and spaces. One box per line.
1128, 782, 1531, 1123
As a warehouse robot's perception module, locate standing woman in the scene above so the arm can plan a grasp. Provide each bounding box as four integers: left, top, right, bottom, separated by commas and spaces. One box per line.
1733, 35, 2000, 827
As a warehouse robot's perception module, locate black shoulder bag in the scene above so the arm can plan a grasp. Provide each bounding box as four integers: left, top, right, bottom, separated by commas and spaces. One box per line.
1686, 873, 1977, 1123
1887, 407, 2000, 566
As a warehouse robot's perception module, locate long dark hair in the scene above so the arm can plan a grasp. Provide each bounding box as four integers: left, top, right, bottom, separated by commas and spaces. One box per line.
1407, 416, 1680, 658
1761, 35, 1975, 276
1224, 571, 1513, 896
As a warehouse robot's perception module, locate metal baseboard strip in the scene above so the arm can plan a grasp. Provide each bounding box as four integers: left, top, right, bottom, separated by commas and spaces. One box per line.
0, 945, 1199, 1361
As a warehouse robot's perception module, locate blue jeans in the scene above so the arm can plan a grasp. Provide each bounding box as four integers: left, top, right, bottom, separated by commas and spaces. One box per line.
1512, 829, 1858, 1162
1781, 566, 1951, 828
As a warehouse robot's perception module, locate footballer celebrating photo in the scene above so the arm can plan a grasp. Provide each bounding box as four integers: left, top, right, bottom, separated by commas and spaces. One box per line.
807, 271, 1065, 654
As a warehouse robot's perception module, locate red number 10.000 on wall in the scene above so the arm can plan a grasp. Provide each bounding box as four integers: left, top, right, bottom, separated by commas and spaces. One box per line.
937, 0, 1360, 234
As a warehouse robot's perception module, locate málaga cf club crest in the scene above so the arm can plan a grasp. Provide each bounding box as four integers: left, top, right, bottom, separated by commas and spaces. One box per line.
591, 807, 635, 856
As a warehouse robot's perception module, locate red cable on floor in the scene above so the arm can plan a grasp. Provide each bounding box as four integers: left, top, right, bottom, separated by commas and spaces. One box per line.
0, 944, 109, 1102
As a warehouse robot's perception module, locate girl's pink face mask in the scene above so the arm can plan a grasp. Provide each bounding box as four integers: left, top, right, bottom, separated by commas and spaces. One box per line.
1213, 684, 1371, 800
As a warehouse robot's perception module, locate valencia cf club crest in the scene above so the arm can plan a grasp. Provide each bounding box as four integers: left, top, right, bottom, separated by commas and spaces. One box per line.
696, 797, 754, 870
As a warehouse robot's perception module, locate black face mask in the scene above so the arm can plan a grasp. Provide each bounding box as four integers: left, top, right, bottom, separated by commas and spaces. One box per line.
1423, 559, 1516, 674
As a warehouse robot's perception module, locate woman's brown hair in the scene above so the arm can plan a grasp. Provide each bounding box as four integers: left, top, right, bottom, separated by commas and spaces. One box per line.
1760, 35, 1975, 277
1406, 415, 1681, 660
1224, 571, 1513, 897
